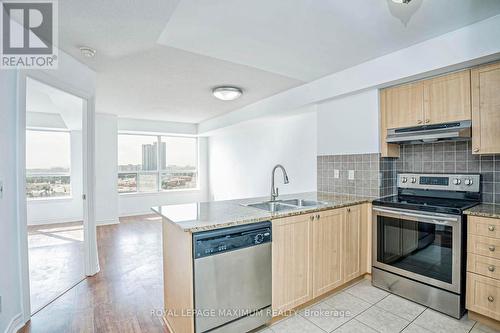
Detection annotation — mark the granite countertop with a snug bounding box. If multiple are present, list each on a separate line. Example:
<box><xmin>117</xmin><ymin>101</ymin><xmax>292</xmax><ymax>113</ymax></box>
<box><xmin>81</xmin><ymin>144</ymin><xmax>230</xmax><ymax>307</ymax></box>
<box><xmin>152</xmin><ymin>192</ymin><xmax>372</xmax><ymax>233</ymax></box>
<box><xmin>464</xmin><ymin>203</ymin><xmax>500</xmax><ymax>219</ymax></box>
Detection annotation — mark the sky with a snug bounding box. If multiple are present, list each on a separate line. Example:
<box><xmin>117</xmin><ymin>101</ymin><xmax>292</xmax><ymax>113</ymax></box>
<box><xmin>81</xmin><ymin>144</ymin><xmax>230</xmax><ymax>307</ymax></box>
<box><xmin>26</xmin><ymin>130</ymin><xmax>71</xmax><ymax>170</ymax></box>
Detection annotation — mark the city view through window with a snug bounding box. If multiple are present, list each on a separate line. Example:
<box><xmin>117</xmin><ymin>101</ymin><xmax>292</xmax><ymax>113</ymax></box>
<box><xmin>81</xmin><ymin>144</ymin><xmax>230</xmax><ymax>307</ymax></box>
<box><xmin>26</xmin><ymin>130</ymin><xmax>72</xmax><ymax>199</ymax></box>
<box><xmin>117</xmin><ymin>134</ymin><xmax>197</xmax><ymax>193</ymax></box>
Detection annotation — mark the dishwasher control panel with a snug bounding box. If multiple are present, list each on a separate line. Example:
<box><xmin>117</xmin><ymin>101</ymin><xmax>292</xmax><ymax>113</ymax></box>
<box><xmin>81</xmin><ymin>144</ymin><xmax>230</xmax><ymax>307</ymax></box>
<box><xmin>193</xmin><ymin>221</ymin><xmax>271</xmax><ymax>259</ymax></box>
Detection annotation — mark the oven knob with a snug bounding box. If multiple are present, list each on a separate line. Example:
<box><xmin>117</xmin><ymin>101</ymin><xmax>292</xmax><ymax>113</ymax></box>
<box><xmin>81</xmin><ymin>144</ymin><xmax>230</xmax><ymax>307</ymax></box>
<box><xmin>411</xmin><ymin>177</ymin><xmax>417</xmax><ymax>184</ymax></box>
<box><xmin>465</xmin><ymin>179</ymin><xmax>473</xmax><ymax>186</ymax></box>
<box><xmin>401</xmin><ymin>177</ymin><xmax>408</xmax><ymax>184</ymax></box>
<box><xmin>453</xmin><ymin>179</ymin><xmax>461</xmax><ymax>185</ymax></box>
<box><xmin>254</xmin><ymin>234</ymin><xmax>264</xmax><ymax>244</ymax></box>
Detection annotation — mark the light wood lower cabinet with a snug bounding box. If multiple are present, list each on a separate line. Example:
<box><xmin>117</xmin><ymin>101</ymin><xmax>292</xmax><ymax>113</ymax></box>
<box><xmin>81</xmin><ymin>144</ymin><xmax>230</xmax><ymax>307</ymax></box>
<box><xmin>467</xmin><ymin>216</ymin><xmax>500</xmax><ymax>326</ymax></box>
<box><xmin>272</xmin><ymin>213</ymin><xmax>313</xmax><ymax>313</ymax></box>
<box><xmin>312</xmin><ymin>209</ymin><xmax>344</xmax><ymax>297</ymax></box>
<box><xmin>272</xmin><ymin>204</ymin><xmax>369</xmax><ymax>314</ymax></box>
<box><xmin>344</xmin><ymin>205</ymin><xmax>365</xmax><ymax>282</ymax></box>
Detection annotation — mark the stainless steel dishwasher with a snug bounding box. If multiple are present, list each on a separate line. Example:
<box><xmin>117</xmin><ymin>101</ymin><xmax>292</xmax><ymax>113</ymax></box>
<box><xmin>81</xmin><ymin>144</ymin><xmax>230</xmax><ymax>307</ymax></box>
<box><xmin>193</xmin><ymin>221</ymin><xmax>272</xmax><ymax>333</ymax></box>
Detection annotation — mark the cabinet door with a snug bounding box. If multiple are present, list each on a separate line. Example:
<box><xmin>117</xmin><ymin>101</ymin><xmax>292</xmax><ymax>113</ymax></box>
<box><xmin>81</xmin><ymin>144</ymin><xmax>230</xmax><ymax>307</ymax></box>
<box><xmin>423</xmin><ymin>70</ymin><xmax>471</xmax><ymax>125</ymax></box>
<box><xmin>383</xmin><ymin>82</ymin><xmax>424</xmax><ymax>129</ymax></box>
<box><xmin>471</xmin><ymin>62</ymin><xmax>500</xmax><ymax>154</ymax></box>
<box><xmin>312</xmin><ymin>209</ymin><xmax>344</xmax><ymax>297</ymax></box>
<box><xmin>380</xmin><ymin>90</ymin><xmax>400</xmax><ymax>158</ymax></box>
<box><xmin>344</xmin><ymin>205</ymin><xmax>363</xmax><ymax>282</ymax></box>
<box><xmin>272</xmin><ymin>214</ymin><xmax>313</xmax><ymax>313</ymax></box>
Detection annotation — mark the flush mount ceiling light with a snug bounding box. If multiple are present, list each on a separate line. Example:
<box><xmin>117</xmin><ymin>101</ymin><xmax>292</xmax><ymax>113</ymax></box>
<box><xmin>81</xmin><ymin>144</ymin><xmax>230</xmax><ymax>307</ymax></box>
<box><xmin>79</xmin><ymin>46</ymin><xmax>96</xmax><ymax>58</ymax></box>
<box><xmin>392</xmin><ymin>0</ymin><xmax>412</xmax><ymax>3</ymax></box>
<box><xmin>212</xmin><ymin>86</ymin><xmax>243</xmax><ymax>101</ymax></box>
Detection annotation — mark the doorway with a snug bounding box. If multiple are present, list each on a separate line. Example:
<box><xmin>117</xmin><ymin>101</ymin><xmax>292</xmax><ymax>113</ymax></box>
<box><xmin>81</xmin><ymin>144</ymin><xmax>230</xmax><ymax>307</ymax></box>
<box><xmin>24</xmin><ymin>77</ymin><xmax>88</xmax><ymax>314</ymax></box>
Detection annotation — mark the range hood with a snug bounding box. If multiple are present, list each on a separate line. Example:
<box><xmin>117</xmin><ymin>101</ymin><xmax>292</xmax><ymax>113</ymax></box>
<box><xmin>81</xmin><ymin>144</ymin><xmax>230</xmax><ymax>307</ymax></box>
<box><xmin>386</xmin><ymin>120</ymin><xmax>471</xmax><ymax>144</ymax></box>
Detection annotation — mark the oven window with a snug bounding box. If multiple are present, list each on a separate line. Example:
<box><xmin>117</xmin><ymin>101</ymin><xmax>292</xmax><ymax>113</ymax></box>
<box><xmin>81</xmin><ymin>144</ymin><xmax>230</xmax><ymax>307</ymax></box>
<box><xmin>377</xmin><ymin>216</ymin><xmax>453</xmax><ymax>283</ymax></box>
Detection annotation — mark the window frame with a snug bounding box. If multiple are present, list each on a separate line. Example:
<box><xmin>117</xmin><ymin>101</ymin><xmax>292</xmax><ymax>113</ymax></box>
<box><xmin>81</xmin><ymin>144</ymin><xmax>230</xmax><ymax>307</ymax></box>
<box><xmin>26</xmin><ymin>128</ymin><xmax>73</xmax><ymax>201</ymax></box>
<box><xmin>117</xmin><ymin>133</ymin><xmax>199</xmax><ymax>195</ymax></box>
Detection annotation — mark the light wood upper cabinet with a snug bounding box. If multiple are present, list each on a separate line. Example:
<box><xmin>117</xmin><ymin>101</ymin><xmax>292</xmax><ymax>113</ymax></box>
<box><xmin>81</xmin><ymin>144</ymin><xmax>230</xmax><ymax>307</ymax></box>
<box><xmin>423</xmin><ymin>70</ymin><xmax>471</xmax><ymax>125</ymax></box>
<box><xmin>312</xmin><ymin>209</ymin><xmax>344</xmax><ymax>297</ymax></box>
<box><xmin>471</xmin><ymin>62</ymin><xmax>500</xmax><ymax>155</ymax></box>
<box><xmin>343</xmin><ymin>205</ymin><xmax>364</xmax><ymax>282</ymax></box>
<box><xmin>384</xmin><ymin>82</ymin><xmax>424</xmax><ymax>129</ymax></box>
<box><xmin>272</xmin><ymin>213</ymin><xmax>313</xmax><ymax>312</ymax></box>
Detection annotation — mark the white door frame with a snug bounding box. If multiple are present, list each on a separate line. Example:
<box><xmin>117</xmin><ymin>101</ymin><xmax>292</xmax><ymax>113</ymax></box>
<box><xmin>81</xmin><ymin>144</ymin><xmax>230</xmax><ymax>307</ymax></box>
<box><xmin>16</xmin><ymin>70</ymin><xmax>99</xmax><ymax>324</ymax></box>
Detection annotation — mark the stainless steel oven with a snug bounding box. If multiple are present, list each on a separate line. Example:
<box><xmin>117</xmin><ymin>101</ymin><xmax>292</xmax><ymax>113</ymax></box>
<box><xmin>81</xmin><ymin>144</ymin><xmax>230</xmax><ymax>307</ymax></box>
<box><xmin>371</xmin><ymin>173</ymin><xmax>480</xmax><ymax>319</ymax></box>
<box><xmin>372</xmin><ymin>206</ymin><xmax>462</xmax><ymax>293</ymax></box>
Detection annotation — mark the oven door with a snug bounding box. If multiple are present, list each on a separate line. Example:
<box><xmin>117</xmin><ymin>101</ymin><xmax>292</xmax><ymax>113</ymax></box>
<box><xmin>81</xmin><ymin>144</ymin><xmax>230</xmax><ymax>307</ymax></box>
<box><xmin>372</xmin><ymin>206</ymin><xmax>462</xmax><ymax>293</ymax></box>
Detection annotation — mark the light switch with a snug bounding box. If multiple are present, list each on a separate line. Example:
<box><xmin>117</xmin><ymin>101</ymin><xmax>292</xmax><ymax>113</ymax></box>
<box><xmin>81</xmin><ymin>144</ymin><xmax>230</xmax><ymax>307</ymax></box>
<box><xmin>348</xmin><ymin>170</ymin><xmax>355</xmax><ymax>180</ymax></box>
<box><xmin>334</xmin><ymin>169</ymin><xmax>340</xmax><ymax>179</ymax></box>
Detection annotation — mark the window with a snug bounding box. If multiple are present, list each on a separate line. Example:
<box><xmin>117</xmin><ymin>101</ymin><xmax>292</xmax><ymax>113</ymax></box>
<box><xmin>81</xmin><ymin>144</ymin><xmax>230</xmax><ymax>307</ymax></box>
<box><xmin>26</xmin><ymin>130</ymin><xmax>71</xmax><ymax>199</ymax></box>
<box><xmin>117</xmin><ymin>134</ymin><xmax>198</xmax><ymax>193</ymax></box>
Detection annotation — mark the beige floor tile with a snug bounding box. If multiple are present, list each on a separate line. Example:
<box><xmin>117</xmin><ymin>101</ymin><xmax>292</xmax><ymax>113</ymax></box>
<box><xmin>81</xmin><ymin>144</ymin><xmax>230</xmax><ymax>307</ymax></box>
<box><xmin>300</xmin><ymin>299</ymin><xmax>356</xmax><ymax>332</ymax></box>
<box><xmin>471</xmin><ymin>322</ymin><xmax>500</xmax><ymax>333</ymax></box>
<box><xmin>376</xmin><ymin>294</ymin><xmax>426</xmax><ymax>321</ymax></box>
<box><xmin>356</xmin><ymin>306</ymin><xmax>410</xmax><ymax>333</ymax></box>
<box><xmin>412</xmin><ymin>309</ymin><xmax>475</xmax><ymax>333</ymax></box>
<box><xmin>269</xmin><ymin>314</ymin><xmax>324</xmax><ymax>333</ymax></box>
<box><xmin>344</xmin><ymin>280</ymin><xmax>389</xmax><ymax>304</ymax></box>
<box><xmin>401</xmin><ymin>323</ymin><xmax>433</xmax><ymax>333</ymax></box>
<box><xmin>334</xmin><ymin>319</ymin><xmax>378</xmax><ymax>333</ymax></box>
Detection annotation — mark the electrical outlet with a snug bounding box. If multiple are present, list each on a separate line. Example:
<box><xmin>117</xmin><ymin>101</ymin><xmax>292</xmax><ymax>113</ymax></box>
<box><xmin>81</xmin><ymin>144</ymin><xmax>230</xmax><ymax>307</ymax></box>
<box><xmin>334</xmin><ymin>169</ymin><xmax>340</xmax><ymax>179</ymax></box>
<box><xmin>348</xmin><ymin>170</ymin><xmax>355</xmax><ymax>180</ymax></box>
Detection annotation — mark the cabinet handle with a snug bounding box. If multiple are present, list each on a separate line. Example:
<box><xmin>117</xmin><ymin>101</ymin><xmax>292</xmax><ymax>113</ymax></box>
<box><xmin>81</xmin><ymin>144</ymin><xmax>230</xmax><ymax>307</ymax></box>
<box><xmin>489</xmin><ymin>245</ymin><xmax>496</xmax><ymax>252</ymax></box>
<box><xmin>316</xmin><ymin>214</ymin><xmax>320</xmax><ymax>220</ymax></box>
<box><xmin>489</xmin><ymin>225</ymin><xmax>496</xmax><ymax>232</ymax></box>
<box><xmin>474</xmin><ymin>147</ymin><xmax>480</xmax><ymax>153</ymax></box>
<box><xmin>347</xmin><ymin>208</ymin><xmax>351</xmax><ymax>213</ymax></box>
<box><xmin>310</xmin><ymin>215</ymin><xmax>314</xmax><ymax>221</ymax></box>
<box><xmin>417</xmin><ymin>120</ymin><xmax>423</xmax><ymax>124</ymax></box>
<box><xmin>489</xmin><ymin>265</ymin><xmax>496</xmax><ymax>272</ymax></box>
<box><xmin>425</xmin><ymin>119</ymin><xmax>430</xmax><ymax>123</ymax></box>
<box><xmin>488</xmin><ymin>296</ymin><xmax>495</xmax><ymax>302</ymax></box>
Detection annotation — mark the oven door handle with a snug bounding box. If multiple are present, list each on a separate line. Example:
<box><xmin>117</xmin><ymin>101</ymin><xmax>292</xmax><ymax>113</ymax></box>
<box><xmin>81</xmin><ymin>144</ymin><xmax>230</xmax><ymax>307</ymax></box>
<box><xmin>373</xmin><ymin>207</ymin><xmax>459</xmax><ymax>223</ymax></box>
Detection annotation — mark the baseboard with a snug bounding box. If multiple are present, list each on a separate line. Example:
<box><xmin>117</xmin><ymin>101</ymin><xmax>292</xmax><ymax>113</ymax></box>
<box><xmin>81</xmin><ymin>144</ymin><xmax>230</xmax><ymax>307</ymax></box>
<box><xmin>119</xmin><ymin>211</ymin><xmax>158</xmax><ymax>218</ymax></box>
<box><xmin>95</xmin><ymin>218</ymin><xmax>120</xmax><ymax>226</ymax></box>
<box><xmin>4</xmin><ymin>312</ymin><xmax>24</xmax><ymax>333</ymax></box>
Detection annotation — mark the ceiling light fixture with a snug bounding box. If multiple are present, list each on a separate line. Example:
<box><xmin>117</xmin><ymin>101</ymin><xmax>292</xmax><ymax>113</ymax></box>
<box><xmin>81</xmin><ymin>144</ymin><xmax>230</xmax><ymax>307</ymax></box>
<box><xmin>79</xmin><ymin>46</ymin><xmax>96</xmax><ymax>58</ymax></box>
<box><xmin>212</xmin><ymin>86</ymin><xmax>243</xmax><ymax>101</ymax></box>
<box><xmin>392</xmin><ymin>0</ymin><xmax>412</xmax><ymax>3</ymax></box>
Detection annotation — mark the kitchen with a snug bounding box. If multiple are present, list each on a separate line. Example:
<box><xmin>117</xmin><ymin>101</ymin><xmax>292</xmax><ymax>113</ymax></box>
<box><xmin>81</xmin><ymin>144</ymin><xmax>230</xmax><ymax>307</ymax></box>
<box><xmin>2</xmin><ymin>1</ymin><xmax>500</xmax><ymax>333</ymax></box>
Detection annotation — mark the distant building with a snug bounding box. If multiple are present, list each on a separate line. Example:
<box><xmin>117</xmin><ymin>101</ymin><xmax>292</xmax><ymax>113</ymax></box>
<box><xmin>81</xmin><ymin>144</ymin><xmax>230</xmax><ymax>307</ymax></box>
<box><xmin>141</xmin><ymin>142</ymin><xmax>166</xmax><ymax>170</ymax></box>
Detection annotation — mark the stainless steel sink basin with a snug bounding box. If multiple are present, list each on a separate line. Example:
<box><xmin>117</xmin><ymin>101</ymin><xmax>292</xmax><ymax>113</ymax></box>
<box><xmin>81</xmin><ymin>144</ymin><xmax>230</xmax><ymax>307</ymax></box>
<box><xmin>244</xmin><ymin>198</ymin><xmax>327</xmax><ymax>212</ymax></box>
<box><xmin>245</xmin><ymin>201</ymin><xmax>295</xmax><ymax>212</ymax></box>
<box><xmin>280</xmin><ymin>199</ymin><xmax>326</xmax><ymax>207</ymax></box>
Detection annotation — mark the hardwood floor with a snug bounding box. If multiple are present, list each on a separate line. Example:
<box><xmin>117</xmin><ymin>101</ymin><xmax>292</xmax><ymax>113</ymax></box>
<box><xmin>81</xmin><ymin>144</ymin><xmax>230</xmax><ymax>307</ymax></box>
<box><xmin>21</xmin><ymin>215</ymin><xmax>169</xmax><ymax>333</ymax></box>
<box><xmin>28</xmin><ymin>222</ymin><xmax>85</xmax><ymax>313</ymax></box>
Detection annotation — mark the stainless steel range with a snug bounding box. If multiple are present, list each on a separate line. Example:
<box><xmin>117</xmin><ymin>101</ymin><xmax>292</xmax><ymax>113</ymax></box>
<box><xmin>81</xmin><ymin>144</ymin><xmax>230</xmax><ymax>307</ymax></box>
<box><xmin>372</xmin><ymin>173</ymin><xmax>481</xmax><ymax>318</ymax></box>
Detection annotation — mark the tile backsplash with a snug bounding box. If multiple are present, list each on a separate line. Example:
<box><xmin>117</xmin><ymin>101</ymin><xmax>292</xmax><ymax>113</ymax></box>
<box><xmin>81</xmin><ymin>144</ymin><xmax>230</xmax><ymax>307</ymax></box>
<box><xmin>396</xmin><ymin>141</ymin><xmax>500</xmax><ymax>204</ymax></box>
<box><xmin>317</xmin><ymin>153</ymin><xmax>396</xmax><ymax>198</ymax></box>
<box><xmin>317</xmin><ymin>141</ymin><xmax>500</xmax><ymax>203</ymax></box>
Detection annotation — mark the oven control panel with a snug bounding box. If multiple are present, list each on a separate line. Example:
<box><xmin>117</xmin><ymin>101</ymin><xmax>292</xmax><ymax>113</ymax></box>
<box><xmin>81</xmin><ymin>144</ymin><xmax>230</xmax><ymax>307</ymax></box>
<box><xmin>398</xmin><ymin>173</ymin><xmax>480</xmax><ymax>192</ymax></box>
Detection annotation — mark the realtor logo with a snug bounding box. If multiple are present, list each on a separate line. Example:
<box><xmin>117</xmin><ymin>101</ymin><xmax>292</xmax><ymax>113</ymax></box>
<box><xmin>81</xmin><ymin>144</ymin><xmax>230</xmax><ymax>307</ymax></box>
<box><xmin>1</xmin><ymin>0</ymin><xmax>58</xmax><ymax>69</ymax></box>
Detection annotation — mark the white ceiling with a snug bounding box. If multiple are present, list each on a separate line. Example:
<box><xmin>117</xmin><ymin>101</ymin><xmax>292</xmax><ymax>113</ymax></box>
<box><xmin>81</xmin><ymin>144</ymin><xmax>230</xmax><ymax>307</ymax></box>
<box><xmin>26</xmin><ymin>78</ymin><xmax>84</xmax><ymax>130</ymax></box>
<box><xmin>58</xmin><ymin>0</ymin><xmax>500</xmax><ymax>123</ymax></box>
<box><xmin>158</xmin><ymin>0</ymin><xmax>500</xmax><ymax>81</ymax></box>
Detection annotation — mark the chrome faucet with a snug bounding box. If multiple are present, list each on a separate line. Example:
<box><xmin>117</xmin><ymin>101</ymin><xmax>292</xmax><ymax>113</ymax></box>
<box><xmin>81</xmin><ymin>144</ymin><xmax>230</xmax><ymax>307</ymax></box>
<box><xmin>270</xmin><ymin>164</ymin><xmax>289</xmax><ymax>202</ymax></box>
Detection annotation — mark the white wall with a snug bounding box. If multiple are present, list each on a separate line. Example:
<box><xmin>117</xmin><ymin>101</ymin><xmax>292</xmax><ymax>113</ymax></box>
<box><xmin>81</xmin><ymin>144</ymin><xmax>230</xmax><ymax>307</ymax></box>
<box><xmin>0</xmin><ymin>71</ymin><xmax>23</xmax><ymax>333</ymax></box>
<box><xmin>27</xmin><ymin>131</ymin><xmax>83</xmax><ymax>225</ymax></box>
<box><xmin>95</xmin><ymin>114</ymin><xmax>119</xmax><ymax>225</ymax></box>
<box><xmin>208</xmin><ymin>110</ymin><xmax>317</xmax><ymax>201</ymax></box>
<box><xmin>317</xmin><ymin>89</ymin><xmax>379</xmax><ymax>155</ymax></box>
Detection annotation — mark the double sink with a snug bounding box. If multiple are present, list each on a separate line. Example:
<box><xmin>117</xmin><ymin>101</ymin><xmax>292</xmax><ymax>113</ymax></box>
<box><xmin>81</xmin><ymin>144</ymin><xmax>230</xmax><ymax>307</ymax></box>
<box><xmin>243</xmin><ymin>198</ymin><xmax>327</xmax><ymax>212</ymax></box>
